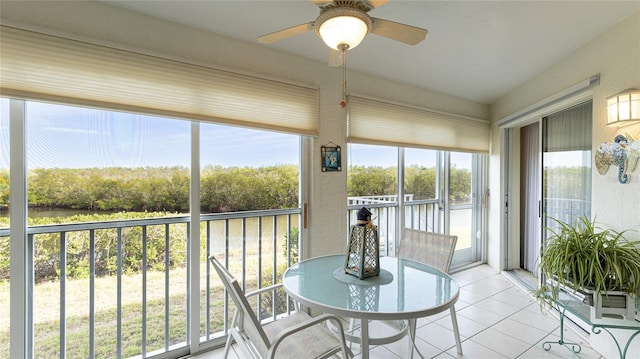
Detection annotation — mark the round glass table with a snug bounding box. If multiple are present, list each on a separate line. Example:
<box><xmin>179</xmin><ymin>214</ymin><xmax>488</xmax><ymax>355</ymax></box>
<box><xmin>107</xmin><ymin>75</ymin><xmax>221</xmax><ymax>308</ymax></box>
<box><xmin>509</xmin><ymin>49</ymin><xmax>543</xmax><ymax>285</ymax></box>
<box><xmin>282</xmin><ymin>254</ymin><xmax>461</xmax><ymax>358</ymax></box>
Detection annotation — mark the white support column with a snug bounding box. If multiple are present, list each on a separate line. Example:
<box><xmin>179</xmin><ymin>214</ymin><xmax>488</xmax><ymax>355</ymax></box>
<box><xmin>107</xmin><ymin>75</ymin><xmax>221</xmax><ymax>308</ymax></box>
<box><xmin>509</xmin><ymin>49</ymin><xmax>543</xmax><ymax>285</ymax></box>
<box><xmin>9</xmin><ymin>99</ymin><xmax>31</xmax><ymax>359</ymax></box>
<box><xmin>189</xmin><ymin>121</ymin><xmax>201</xmax><ymax>354</ymax></box>
<box><xmin>396</xmin><ymin>148</ymin><xmax>405</xmax><ymax>256</ymax></box>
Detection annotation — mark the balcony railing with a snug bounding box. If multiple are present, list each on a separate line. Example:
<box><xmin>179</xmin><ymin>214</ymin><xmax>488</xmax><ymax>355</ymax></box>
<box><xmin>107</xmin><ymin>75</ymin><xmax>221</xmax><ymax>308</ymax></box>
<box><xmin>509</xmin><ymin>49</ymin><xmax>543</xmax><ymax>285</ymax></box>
<box><xmin>1</xmin><ymin>196</ymin><xmax>463</xmax><ymax>358</ymax></box>
<box><xmin>544</xmin><ymin>197</ymin><xmax>591</xmax><ymax>225</ymax></box>
<box><xmin>0</xmin><ymin>208</ymin><xmax>300</xmax><ymax>359</ymax></box>
<box><xmin>347</xmin><ymin>196</ymin><xmax>440</xmax><ymax>257</ymax></box>
<box><xmin>347</xmin><ymin>196</ymin><xmax>474</xmax><ymax>254</ymax></box>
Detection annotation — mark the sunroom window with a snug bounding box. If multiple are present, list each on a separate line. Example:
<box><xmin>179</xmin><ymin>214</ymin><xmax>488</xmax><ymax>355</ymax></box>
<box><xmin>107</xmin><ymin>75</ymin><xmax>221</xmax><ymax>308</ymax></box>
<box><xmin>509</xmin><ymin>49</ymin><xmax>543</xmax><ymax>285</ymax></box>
<box><xmin>2</xmin><ymin>99</ymin><xmax>303</xmax><ymax>358</ymax></box>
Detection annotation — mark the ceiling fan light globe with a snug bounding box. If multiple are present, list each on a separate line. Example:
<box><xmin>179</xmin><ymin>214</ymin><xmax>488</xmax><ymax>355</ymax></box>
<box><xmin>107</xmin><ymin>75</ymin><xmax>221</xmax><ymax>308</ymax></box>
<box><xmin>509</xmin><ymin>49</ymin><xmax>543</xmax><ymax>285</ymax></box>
<box><xmin>319</xmin><ymin>15</ymin><xmax>368</xmax><ymax>50</ymax></box>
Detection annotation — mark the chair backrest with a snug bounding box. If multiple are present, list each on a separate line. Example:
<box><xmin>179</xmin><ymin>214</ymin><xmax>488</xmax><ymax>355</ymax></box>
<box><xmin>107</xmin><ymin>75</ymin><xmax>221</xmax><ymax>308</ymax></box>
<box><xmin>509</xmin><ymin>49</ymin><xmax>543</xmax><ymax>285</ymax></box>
<box><xmin>209</xmin><ymin>255</ymin><xmax>271</xmax><ymax>357</ymax></box>
<box><xmin>397</xmin><ymin>229</ymin><xmax>458</xmax><ymax>273</ymax></box>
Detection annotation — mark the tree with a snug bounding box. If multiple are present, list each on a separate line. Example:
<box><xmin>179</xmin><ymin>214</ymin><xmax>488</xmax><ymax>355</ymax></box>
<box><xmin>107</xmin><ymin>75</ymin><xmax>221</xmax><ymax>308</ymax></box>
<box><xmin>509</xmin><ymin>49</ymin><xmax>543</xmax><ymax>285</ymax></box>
<box><xmin>347</xmin><ymin>165</ymin><xmax>397</xmax><ymax>196</ymax></box>
<box><xmin>0</xmin><ymin>170</ymin><xmax>8</xmax><ymax>209</ymax></box>
<box><xmin>405</xmin><ymin>165</ymin><xmax>436</xmax><ymax>199</ymax></box>
<box><xmin>449</xmin><ymin>166</ymin><xmax>471</xmax><ymax>203</ymax></box>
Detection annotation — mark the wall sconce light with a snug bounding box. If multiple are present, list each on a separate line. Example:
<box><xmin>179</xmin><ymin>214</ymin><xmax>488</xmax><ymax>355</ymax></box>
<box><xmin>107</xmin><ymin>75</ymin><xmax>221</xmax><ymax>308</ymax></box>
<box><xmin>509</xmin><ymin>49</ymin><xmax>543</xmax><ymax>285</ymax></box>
<box><xmin>606</xmin><ymin>88</ymin><xmax>640</xmax><ymax>126</ymax></box>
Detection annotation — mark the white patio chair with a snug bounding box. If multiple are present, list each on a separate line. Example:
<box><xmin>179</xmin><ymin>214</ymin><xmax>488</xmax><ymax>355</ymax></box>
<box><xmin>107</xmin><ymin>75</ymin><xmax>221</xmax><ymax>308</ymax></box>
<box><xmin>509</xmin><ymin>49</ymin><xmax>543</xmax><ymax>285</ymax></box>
<box><xmin>396</xmin><ymin>229</ymin><xmax>462</xmax><ymax>356</ymax></box>
<box><xmin>209</xmin><ymin>255</ymin><xmax>352</xmax><ymax>359</ymax></box>
<box><xmin>396</xmin><ymin>229</ymin><xmax>457</xmax><ymax>273</ymax></box>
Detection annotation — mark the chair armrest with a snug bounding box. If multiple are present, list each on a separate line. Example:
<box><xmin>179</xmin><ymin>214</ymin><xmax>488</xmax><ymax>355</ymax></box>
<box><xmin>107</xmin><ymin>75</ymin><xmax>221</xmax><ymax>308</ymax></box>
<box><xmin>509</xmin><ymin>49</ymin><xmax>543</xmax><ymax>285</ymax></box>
<box><xmin>244</xmin><ymin>283</ymin><xmax>283</xmax><ymax>298</ymax></box>
<box><xmin>267</xmin><ymin>313</ymin><xmax>351</xmax><ymax>359</ymax></box>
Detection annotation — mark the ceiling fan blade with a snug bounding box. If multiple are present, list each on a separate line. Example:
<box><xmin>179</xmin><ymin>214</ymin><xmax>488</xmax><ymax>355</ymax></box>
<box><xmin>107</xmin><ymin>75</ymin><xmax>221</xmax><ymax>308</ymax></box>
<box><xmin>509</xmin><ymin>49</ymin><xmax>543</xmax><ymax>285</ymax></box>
<box><xmin>328</xmin><ymin>49</ymin><xmax>343</xmax><ymax>67</ymax></box>
<box><xmin>365</xmin><ymin>0</ymin><xmax>389</xmax><ymax>9</ymax></box>
<box><xmin>257</xmin><ymin>22</ymin><xmax>314</xmax><ymax>44</ymax></box>
<box><xmin>371</xmin><ymin>18</ymin><xmax>428</xmax><ymax>45</ymax></box>
<box><xmin>310</xmin><ymin>0</ymin><xmax>335</xmax><ymax>5</ymax></box>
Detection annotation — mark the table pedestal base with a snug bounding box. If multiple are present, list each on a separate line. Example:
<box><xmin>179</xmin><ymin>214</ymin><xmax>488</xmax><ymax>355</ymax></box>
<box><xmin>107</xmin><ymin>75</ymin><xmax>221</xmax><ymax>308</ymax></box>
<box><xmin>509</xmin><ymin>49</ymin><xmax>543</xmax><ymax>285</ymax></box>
<box><xmin>329</xmin><ymin>318</ymin><xmax>421</xmax><ymax>359</ymax></box>
<box><xmin>343</xmin><ymin>319</ymin><xmax>408</xmax><ymax>345</ymax></box>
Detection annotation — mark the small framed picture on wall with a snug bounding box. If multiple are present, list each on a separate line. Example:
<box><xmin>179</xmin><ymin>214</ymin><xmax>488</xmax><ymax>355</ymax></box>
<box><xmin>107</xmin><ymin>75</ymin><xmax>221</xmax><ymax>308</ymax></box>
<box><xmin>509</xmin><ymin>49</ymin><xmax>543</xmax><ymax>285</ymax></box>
<box><xmin>321</xmin><ymin>144</ymin><xmax>341</xmax><ymax>172</ymax></box>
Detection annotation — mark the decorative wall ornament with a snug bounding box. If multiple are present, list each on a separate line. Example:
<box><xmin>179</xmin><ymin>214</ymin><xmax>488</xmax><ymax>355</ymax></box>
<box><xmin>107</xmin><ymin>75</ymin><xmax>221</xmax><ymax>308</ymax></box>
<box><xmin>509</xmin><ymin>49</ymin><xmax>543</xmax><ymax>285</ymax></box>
<box><xmin>595</xmin><ymin>134</ymin><xmax>639</xmax><ymax>184</ymax></box>
<box><xmin>321</xmin><ymin>142</ymin><xmax>341</xmax><ymax>172</ymax></box>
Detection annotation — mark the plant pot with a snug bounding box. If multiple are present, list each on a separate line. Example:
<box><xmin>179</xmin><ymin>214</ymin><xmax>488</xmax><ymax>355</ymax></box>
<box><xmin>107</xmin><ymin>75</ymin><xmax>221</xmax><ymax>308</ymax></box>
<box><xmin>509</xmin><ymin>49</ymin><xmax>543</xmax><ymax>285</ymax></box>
<box><xmin>581</xmin><ymin>288</ymin><xmax>636</xmax><ymax>321</ymax></box>
<box><xmin>552</xmin><ymin>280</ymin><xmax>636</xmax><ymax>320</ymax></box>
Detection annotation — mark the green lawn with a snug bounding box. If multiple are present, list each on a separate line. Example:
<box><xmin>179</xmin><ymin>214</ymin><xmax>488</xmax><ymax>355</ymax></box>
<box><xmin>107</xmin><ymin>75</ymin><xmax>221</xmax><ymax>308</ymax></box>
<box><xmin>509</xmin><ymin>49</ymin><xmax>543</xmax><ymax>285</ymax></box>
<box><xmin>0</xmin><ymin>266</ymin><xmax>230</xmax><ymax>359</ymax></box>
<box><xmin>0</xmin><ymin>258</ymin><xmax>288</xmax><ymax>359</ymax></box>
<box><xmin>0</xmin><ymin>211</ymin><xmax>295</xmax><ymax>358</ymax></box>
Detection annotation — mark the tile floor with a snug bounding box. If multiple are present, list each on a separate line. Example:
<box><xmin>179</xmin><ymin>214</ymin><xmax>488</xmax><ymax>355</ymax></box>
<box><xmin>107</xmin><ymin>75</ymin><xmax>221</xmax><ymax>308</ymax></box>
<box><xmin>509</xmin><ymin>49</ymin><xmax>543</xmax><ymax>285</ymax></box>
<box><xmin>191</xmin><ymin>264</ymin><xmax>604</xmax><ymax>358</ymax></box>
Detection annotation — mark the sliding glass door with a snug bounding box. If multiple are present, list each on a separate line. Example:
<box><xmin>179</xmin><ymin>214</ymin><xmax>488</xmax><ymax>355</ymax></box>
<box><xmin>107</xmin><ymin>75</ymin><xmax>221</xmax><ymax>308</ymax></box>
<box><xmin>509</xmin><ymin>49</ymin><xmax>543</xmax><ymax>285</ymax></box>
<box><xmin>447</xmin><ymin>152</ymin><xmax>485</xmax><ymax>268</ymax></box>
<box><xmin>517</xmin><ymin>101</ymin><xmax>592</xmax><ymax>276</ymax></box>
<box><xmin>542</xmin><ymin>102</ymin><xmax>593</xmax><ymax>231</ymax></box>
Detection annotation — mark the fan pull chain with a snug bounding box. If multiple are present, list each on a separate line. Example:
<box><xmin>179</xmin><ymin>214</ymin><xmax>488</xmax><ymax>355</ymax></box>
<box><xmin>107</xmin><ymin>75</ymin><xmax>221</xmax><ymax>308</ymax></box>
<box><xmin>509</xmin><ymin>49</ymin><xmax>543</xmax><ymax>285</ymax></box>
<box><xmin>340</xmin><ymin>44</ymin><xmax>349</xmax><ymax>108</ymax></box>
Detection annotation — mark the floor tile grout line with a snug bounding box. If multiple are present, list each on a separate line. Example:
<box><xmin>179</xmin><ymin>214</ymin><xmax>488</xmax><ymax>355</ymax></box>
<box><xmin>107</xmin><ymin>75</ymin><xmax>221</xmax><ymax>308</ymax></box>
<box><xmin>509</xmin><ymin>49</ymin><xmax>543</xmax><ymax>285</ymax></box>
<box><xmin>446</xmin><ymin>277</ymin><xmax>560</xmax><ymax>359</ymax></box>
<box><xmin>457</xmin><ymin>308</ymin><xmax>530</xmax><ymax>358</ymax></box>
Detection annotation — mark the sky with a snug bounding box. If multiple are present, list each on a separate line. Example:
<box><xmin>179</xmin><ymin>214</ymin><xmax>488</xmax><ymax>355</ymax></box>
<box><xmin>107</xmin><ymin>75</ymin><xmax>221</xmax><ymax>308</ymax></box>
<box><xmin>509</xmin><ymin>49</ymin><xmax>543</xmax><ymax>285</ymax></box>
<box><xmin>1</xmin><ymin>99</ymin><xmax>471</xmax><ymax>170</ymax></box>
<box><xmin>1</xmin><ymin>99</ymin><xmax>300</xmax><ymax>169</ymax></box>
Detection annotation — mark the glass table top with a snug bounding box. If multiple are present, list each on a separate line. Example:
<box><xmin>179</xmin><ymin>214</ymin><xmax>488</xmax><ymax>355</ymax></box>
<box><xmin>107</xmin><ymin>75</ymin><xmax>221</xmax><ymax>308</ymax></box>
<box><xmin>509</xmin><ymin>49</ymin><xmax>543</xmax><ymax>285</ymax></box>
<box><xmin>283</xmin><ymin>254</ymin><xmax>459</xmax><ymax>320</ymax></box>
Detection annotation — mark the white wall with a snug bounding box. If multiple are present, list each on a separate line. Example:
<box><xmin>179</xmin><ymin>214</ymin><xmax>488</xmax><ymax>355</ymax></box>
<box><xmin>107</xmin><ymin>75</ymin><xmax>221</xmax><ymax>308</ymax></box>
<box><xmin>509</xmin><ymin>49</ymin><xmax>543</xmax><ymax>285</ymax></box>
<box><xmin>489</xmin><ymin>11</ymin><xmax>640</xmax><ymax>357</ymax></box>
<box><xmin>0</xmin><ymin>1</ymin><xmax>488</xmax><ymax>258</ymax></box>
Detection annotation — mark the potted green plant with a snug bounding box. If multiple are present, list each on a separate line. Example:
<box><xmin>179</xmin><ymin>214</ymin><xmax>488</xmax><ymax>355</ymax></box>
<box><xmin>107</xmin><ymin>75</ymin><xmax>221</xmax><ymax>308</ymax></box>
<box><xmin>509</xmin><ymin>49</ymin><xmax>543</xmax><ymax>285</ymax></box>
<box><xmin>538</xmin><ymin>215</ymin><xmax>640</xmax><ymax>319</ymax></box>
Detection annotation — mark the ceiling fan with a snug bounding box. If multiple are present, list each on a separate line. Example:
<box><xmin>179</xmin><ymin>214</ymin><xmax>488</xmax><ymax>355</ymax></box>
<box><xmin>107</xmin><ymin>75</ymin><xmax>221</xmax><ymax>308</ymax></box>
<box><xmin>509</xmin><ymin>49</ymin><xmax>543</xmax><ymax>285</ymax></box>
<box><xmin>257</xmin><ymin>0</ymin><xmax>428</xmax><ymax>60</ymax></box>
<box><xmin>258</xmin><ymin>0</ymin><xmax>427</xmax><ymax>107</ymax></box>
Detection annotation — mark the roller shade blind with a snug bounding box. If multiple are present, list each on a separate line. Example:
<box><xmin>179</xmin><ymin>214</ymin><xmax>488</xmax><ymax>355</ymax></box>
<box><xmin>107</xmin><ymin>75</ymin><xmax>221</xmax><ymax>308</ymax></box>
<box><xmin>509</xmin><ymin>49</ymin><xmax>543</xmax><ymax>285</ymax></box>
<box><xmin>349</xmin><ymin>96</ymin><xmax>489</xmax><ymax>152</ymax></box>
<box><xmin>543</xmin><ymin>101</ymin><xmax>592</xmax><ymax>152</ymax></box>
<box><xmin>0</xmin><ymin>26</ymin><xmax>318</xmax><ymax>135</ymax></box>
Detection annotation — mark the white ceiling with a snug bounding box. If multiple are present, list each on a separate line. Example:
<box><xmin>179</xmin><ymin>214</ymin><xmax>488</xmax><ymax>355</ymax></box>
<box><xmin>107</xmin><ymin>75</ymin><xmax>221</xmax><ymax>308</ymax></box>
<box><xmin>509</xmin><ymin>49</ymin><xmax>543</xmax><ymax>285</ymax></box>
<box><xmin>104</xmin><ymin>0</ymin><xmax>639</xmax><ymax>105</ymax></box>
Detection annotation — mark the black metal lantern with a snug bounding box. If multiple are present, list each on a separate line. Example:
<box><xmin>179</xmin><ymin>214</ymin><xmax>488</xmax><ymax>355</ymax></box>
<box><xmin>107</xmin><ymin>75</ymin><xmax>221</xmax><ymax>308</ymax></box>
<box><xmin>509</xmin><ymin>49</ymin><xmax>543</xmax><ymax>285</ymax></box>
<box><xmin>344</xmin><ymin>207</ymin><xmax>380</xmax><ymax>279</ymax></box>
